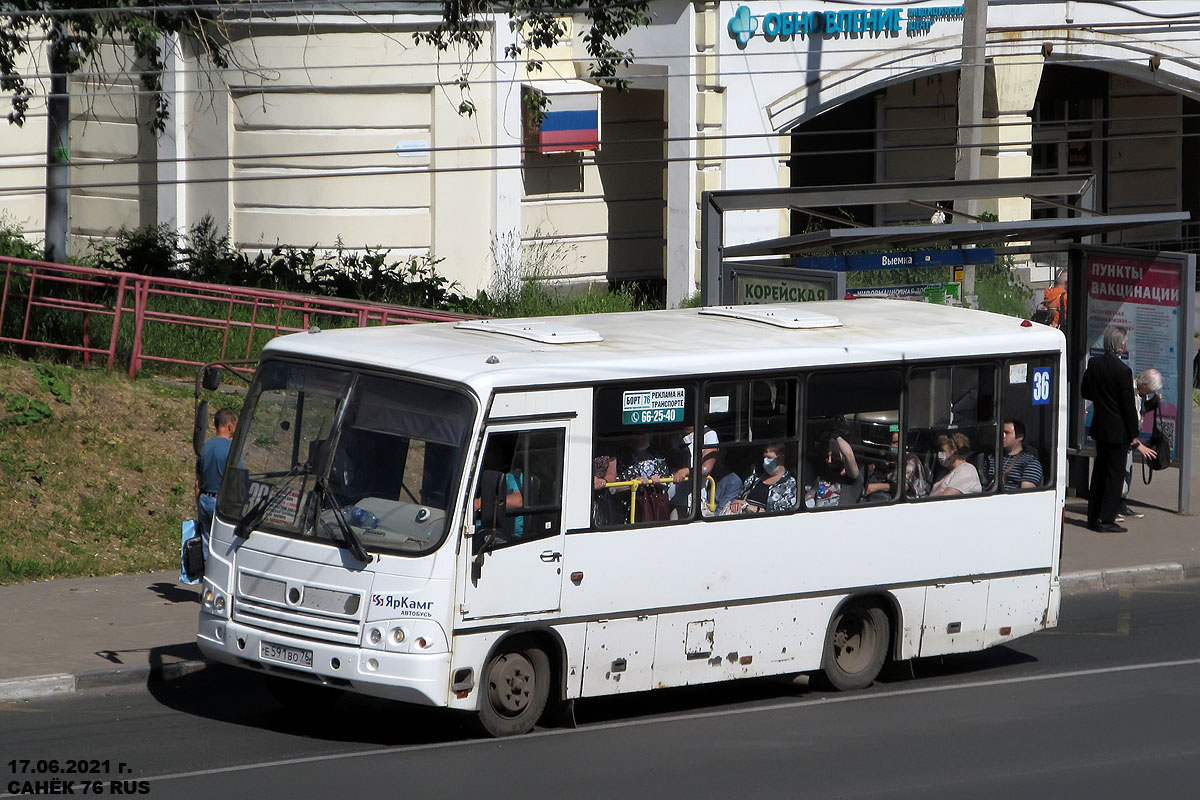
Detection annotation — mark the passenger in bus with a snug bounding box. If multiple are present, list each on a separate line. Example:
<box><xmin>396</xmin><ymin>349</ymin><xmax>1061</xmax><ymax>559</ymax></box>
<box><xmin>723</xmin><ymin>443</ymin><xmax>797</xmax><ymax>514</ymax></box>
<box><xmin>669</xmin><ymin>425</ymin><xmax>718</xmax><ymax>518</ymax></box>
<box><xmin>474</xmin><ymin>445</ymin><xmax>525</xmax><ymax>537</ymax></box>
<box><xmin>591</xmin><ymin>452</ymin><xmax>623</xmax><ymax>527</ymax></box>
<box><xmin>617</xmin><ymin>432</ymin><xmax>672</xmax><ymax>522</ymax></box>
<box><xmin>804</xmin><ymin>433</ymin><xmax>862</xmax><ymax>508</ymax></box>
<box><xmin>929</xmin><ymin>432</ymin><xmax>982</xmax><ymax>497</ymax></box>
<box><xmin>864</xmin><ymin>426</ymin><xmax>930</xmax><ymax>501</ymax></box>
<box><xmin>985</xmin><ymin>419</ymin><xmax>1043</xmax><ymax>492</ymax></box>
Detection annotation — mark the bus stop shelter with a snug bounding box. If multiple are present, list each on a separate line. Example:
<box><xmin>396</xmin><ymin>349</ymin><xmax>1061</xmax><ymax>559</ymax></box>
<box><xmin>699</xmin><ymin>176</ymin><xmax>1195</xmax><ymax>513</ymax></box>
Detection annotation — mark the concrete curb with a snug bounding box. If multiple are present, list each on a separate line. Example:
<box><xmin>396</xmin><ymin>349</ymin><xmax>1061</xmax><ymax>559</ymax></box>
<box><xmin>0</xmin><ymin>659</ymin><xmax>210</xmax><ymax>702</ymax></box>
<box><xmin>4</xmin><ymin>564</ymin><xmax>1200</xmax><ymax>701</ymax></box>
<box><xmin>1060</xmin><ymin>562</ymin><xmax>1198</xmax><ymax>594</ymax></box>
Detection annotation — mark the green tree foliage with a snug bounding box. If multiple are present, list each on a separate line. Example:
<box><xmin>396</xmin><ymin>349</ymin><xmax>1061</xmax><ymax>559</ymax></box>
<box><xmin>2</xmin><ymin>2</ymin><xmax>654</xmax><ymax>130</ymax></box>
<box><xmin>0</xmin><ymin>2</ymin><xmax>232</xmax><ymax>132</ymax></box>
<box><xmin>414</xmin><ymin>0</ymin><xmax>652</xmax><ymax>116</ymax></box>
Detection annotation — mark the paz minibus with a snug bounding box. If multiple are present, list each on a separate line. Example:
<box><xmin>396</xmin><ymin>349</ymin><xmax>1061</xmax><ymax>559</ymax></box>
<box><xmin>195</xmin><ymin>300</ymin><xmax>1065</xmax><ymax>736</ymax></box>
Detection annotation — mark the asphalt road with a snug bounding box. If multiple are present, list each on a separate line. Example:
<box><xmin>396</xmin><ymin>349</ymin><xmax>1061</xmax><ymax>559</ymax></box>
<box><xmin>5</xmin><ymin>583</ymin><xmax>1200</xmax><ymax>799</ymax></box>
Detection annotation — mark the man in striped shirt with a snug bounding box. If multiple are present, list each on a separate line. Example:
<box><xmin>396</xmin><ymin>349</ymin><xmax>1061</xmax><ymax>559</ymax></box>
<box><xmin>988</xmin><ymin>419</ymin><xmax>1044</xmax><ymax>492</ymax></box>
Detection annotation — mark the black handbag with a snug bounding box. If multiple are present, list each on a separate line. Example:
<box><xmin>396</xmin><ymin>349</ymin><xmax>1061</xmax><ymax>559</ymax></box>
<box><xmin>1142</xmin><ymin>406</ymin><xmax>1171</xmax><ymax>483</ymax></box>
<box><xmin>1030</xmin><ymin>307</ymin><xmax>1054</xmax><ymax>326</ymax></box>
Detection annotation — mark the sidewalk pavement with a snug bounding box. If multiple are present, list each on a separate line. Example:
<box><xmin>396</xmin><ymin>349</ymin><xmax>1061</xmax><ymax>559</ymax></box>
<box><xmin>2</xmin><ymin>416</ymin><xmax>1196</xmax><ymax>701</ymax></box>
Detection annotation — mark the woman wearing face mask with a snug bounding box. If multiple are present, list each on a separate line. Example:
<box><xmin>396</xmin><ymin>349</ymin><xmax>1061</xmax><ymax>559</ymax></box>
<box><xmin>864</xmin><ymin>428</ymin><xmax>930</xmax><ymax>501</ymax></box>
<box><xmin>930</xmin><ymin>432</ymin><xmax>982</xmax><ymax>497</ymax></box>
<box><xmin>725</xmin><ymin>443</ymin><xmax>797</xmax><ymax>514</ymax></box>
<box><xmin>805</xmin><ymin>432</ymin><xmax>863</xmax><ymax>508</ymax></box>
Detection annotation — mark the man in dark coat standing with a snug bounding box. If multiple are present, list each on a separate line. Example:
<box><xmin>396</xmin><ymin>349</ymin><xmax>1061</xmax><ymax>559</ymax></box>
<box><xmin>1080</xmin><ymin>326</ymin><xmax>1139</xmax><ymax>532</ymax></box>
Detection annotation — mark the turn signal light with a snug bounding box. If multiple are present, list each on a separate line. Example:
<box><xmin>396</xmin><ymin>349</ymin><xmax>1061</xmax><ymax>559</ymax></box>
<box><xmin>391</xmin><ymin>627</ymin><xmax>405</xmax><ymax>645</ymax></box>
<box><xmin>1000</xmin><ymin>626</ymin><xmax>1012</xmax><ymax>636</ymax></box>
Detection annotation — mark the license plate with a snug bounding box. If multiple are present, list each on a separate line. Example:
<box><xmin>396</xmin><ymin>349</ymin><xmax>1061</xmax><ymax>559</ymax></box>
<box><xmin>261</xmin><ymin>641</ymin><xmax>313</xmax><ymax>668</ymax></box>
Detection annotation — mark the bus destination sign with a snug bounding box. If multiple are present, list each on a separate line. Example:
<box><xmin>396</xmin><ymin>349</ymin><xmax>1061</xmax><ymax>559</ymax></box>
<box><xmin>622</xmin><ymin>388</ymin><xmax>686</xmax><ymax>425</ymax></box>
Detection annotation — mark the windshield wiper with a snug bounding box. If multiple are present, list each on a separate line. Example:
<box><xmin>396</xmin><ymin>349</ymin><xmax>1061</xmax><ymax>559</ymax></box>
<box><xmin>312</xmin><ymin>476</ymin><xmax>372</xmax><ymax>564</ymax></box>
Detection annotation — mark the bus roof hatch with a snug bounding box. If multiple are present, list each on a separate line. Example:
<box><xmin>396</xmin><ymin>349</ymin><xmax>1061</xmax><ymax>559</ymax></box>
<box><xmin>454</xmin><ymin>318</ymin><xmax>604</xmax><ymax>344</ymax></box>
<box><xmin>698</xmin><ymin>305</ymin><xmax>842</xmax><ymax>330</ymax></box>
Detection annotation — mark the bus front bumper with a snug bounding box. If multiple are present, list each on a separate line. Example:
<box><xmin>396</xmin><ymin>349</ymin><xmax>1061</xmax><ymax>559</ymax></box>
<box><xmin>197</xmin><ymin>614</ymin><xmax>450</xmax><ymax>707</ymax></box>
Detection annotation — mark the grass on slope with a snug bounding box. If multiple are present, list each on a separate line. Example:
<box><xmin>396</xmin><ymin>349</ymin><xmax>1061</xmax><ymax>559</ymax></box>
<box><xmin>0</xmin><ymin>357</ymin><xmax>239</xmax><ymax>584</ymax></box>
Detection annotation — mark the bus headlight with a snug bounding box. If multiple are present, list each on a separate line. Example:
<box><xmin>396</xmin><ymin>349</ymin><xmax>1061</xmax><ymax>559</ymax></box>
<box><xmin>381</xmin><ymin>620</ymin><xmax>448</xmax><ymax>654</ymax></box>
<box><xmin>201</xmin><ymin>582</ymin><xmax>230</xmax><ymax>619</ymax></box>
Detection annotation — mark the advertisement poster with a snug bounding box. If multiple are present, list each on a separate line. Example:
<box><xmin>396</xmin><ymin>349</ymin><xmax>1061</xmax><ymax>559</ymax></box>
<box><xmin>1083</xmin><ymin>255</ymin><xmax>1183</xmax><ymax>457</ymax></box>
<box><xmin>846</xmin><ymin>282</ymin><xmax>962</xmax><ymax>304</ymax></box>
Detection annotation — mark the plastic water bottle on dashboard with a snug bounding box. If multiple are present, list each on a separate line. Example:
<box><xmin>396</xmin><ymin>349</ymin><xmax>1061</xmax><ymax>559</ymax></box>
<box><xmin>343</xmin><ymin>506</ymin><xmax>379</xmax><ymax>529</ymax></box>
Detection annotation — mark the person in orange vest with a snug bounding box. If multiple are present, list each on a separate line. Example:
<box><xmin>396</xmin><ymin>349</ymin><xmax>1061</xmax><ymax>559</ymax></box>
<box><xmin>1041</xmin><ymin>269</ymin><xmax>1067</xmax><ymax>329</ymax></box>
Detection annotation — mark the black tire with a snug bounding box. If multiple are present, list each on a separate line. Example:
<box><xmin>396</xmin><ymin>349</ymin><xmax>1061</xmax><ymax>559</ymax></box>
<box><xmin>820</xmin><ymin>603</ymin><xmax>890</xmax><ymax>692</ymax></box>
<box><xmin>264</xmin><ymin>674</ymin><xmax>343</xmax><ymax>710</ymax></box>
<box><xmin>478</xmin><ymin>644</ymin><xmax>551</xmax><ymax>737</ymax></box>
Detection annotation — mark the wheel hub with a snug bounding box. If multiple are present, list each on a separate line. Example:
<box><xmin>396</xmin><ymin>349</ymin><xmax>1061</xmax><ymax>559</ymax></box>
<box><xmin>834</xmin><ymin>615</ymin><xmax>868</xmax><ymax>672</ymax></box>
<box><xmin>489</xmin><ymin>653</ymin><xmax>535</xmax><ymax>716</ymax></box>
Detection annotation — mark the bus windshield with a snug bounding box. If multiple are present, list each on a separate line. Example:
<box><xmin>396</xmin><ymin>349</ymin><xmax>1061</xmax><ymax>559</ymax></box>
<box><xmin>218</xmin><ymin>360</ymin><xmax>476</xmax><ymax>556</ymax></box>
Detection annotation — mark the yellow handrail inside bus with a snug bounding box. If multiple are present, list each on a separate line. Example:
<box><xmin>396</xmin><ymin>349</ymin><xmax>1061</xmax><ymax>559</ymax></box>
<box><xmin>602</xmin><ymin>475</ymin><xmax>716</xmax><ymax>522</ymax></box>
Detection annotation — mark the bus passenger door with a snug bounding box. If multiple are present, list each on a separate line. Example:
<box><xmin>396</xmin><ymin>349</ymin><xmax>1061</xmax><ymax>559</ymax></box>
<box><xmin>464</xmin><ymin>423</ymin><xmax>568</xmax><ymax>620</ymax></box>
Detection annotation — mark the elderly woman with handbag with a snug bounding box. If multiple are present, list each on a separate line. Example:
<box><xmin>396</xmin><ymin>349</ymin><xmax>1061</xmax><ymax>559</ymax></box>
<box><xmin>1118</xmin><ymin>368</ymin><xmax>1164</xmax><ymax>521</ymax></box>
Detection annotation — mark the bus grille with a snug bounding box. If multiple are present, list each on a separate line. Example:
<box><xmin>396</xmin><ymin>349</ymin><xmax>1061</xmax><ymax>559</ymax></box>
<box><xmin>233</xmin><ymin>571</ymin><xmax>364</xmax><ymax>645</ymax></box>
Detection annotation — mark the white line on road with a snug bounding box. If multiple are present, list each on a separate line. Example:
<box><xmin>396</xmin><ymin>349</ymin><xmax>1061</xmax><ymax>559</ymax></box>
<box><xmin>7</xmin><ymin>655</ymin><xmax>1200</xmax><ymax>794</ymax></box>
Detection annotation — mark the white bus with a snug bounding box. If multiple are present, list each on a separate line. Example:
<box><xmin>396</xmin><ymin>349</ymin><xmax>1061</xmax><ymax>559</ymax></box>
<box><xmin>196</xmin><ymin>300</ymin><xmax>1065</xmax><ymax>736</ymax></box>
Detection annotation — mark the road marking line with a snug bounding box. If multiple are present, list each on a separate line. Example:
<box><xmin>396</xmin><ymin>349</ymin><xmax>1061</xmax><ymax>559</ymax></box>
<box><xmin>39</xmin><ymin>656</ymin><xmax>1200</xmax><ymax>791</ymax></box>
<box><xmin>1117</xmin><ymin>588</ymin><xmax>1132</xmax><ymax>636</ymax></box>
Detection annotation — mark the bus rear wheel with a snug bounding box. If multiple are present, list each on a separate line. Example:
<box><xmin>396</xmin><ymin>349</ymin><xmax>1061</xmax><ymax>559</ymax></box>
<box><xmin>479</xmin><ymin>644</ymin><xmax>550</xmax><ymax>737</ymax></box>
<box><xmin>820</xmin><ymin>603</ymin><xmax>889</xmax><ymax>691</ymax></box>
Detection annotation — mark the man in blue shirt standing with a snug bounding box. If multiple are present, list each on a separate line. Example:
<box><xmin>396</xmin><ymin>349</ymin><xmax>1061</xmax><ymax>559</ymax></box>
<box><xmin>196</xmin><ymin>408</ymin><xmax>237</xmax><ymax>553</ymax></box>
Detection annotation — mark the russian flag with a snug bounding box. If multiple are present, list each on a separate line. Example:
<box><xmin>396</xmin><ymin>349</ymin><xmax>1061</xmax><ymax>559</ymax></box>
<box><xmin>538</xmin><ymin>91</ymin><xmax>599</xmax><ymax>154</ymax></box>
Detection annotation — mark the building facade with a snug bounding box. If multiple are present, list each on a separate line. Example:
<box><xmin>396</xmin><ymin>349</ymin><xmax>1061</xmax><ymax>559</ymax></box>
<box><xmin>1</xmin><ymin>1</ymin><xmax>1198</xmax><ymax>303</ymax></box>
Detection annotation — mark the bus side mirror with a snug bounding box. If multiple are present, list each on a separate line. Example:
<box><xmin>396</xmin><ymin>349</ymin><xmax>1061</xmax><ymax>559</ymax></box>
<box><xmin>192</xmin><ymin>399</ymin><xmax>209</xmax><ymax>458</ymax></box>
<box><xmin>202</xmin><ymin>367</ymin><xmax>224</xmax><ymax>391</ymax></box>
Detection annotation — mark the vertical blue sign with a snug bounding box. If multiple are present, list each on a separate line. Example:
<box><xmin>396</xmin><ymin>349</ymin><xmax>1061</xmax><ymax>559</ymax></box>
<box><xmin>1032</xmin><ymin>368</ymin><xmax>1052</xmax><ymax>406</ymax></box>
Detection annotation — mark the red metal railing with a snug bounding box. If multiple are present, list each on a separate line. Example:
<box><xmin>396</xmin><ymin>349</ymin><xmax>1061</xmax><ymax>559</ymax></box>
<box><xmin>0</xmin><ymin>256</ymin><xmax>472</xmax><ymax>377</ymax></box>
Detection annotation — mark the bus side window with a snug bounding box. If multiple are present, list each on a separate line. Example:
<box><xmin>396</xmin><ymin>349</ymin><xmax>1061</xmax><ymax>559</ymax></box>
<box><xmin>476</xmin><ymin>429</ymin><xmax>565</xmax><ymax>545</ymax></box>
<box><xmin>908</xmin><ymin>364</ymin><xmax>997</xmax><ymax>498</ymax></box>
<box><xmin>803</xmin><ymin>369</ymin><xmax>902</xmax><ymax>509</ymax></box>
<box><xmin>705</xmin><ymin>378</ymin><xmax>799</xmax><ymax>517</ymax></box>
<box><xmin>592</xmin><ymin>384</ymin><xmax>696</xmax><ymax>528</ymax></box>
<box><xmin>996</xmin><ymin>357</ymin><xmax>1056</xmax><ymax>491</ymax></box>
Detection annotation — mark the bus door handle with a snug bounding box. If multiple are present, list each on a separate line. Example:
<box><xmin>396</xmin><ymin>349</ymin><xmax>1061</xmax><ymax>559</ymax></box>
<box><xmin>540</xmin><ymin>550</ymin><xmax>562</xmax><ymax>563</ymax></box>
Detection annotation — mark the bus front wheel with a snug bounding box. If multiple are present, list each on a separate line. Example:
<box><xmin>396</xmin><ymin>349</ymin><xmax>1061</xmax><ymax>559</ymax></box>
<box><xmin>479</xmin><ymin>644</ymin><xmax>550</xmax><ymax>737</ymax></box>
<box><xmin>820</xmin><ymin>603</ymin><xmax>889</xmax><ymax>691</ymax></box>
